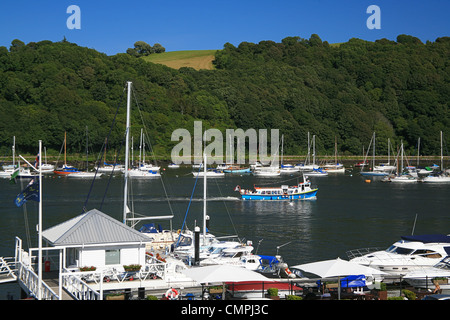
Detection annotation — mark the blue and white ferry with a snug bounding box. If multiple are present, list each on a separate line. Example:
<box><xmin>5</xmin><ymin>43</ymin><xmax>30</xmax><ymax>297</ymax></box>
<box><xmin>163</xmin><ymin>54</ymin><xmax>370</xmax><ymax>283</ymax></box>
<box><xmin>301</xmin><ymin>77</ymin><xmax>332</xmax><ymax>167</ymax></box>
<box><xmin>235</xmin><ymin>177</ymin><xmax>318</xmax><ymax>201</ymax></box>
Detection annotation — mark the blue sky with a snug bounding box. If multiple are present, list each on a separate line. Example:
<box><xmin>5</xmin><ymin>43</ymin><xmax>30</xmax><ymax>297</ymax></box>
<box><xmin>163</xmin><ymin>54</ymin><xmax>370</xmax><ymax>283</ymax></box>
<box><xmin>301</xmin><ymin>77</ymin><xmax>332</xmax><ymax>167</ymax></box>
<box><xmin>0</xmin><ymin>0</ymin><xmax>448</xmax><ymax>55</ymax></box>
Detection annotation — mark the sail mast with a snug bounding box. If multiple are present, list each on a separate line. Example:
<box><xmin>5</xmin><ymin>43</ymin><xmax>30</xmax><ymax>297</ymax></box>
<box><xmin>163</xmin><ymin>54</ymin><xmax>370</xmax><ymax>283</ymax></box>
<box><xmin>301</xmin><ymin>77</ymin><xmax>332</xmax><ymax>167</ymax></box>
<box><xmin>123</xmin><ymin>81</ymin><xmax>131</xmax><ymax>224</ymax></box>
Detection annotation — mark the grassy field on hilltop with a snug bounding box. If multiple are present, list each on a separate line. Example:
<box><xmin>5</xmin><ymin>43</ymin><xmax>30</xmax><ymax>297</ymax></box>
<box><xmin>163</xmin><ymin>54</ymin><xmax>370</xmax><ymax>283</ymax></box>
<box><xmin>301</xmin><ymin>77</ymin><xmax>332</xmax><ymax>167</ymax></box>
<box><xmin>143</xmin><ymin>50</ymin><xmax>217</xmax><ymax>70</ymax></box>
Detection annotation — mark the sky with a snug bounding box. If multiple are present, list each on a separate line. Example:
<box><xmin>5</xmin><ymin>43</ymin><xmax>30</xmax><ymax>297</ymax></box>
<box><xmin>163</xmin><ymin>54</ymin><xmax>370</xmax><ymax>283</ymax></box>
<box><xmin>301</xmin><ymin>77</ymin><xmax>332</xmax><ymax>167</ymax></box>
<box><xmin>0</xmin><ymin>0</ymin><xmax>448</xmax><ymax>55</ymax></box>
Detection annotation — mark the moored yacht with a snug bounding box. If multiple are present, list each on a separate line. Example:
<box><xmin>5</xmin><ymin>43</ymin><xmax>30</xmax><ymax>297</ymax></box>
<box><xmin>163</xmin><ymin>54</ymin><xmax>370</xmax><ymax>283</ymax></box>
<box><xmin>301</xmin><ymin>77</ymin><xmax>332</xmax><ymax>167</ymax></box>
<box><xmin>403</xmin><ymin>255</ymin><xmax>450</xmax><ymax>289</ymax></box>
<box><xmin>347</xmin><ymin>234</ymin><xmax>450</xmax><ymax>275</ymax></box>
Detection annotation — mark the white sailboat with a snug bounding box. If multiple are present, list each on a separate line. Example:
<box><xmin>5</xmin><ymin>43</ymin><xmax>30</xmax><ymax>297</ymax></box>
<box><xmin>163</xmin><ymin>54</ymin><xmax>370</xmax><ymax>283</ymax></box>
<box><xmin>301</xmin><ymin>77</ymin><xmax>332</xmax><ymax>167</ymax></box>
<box><xmin>127</xmin><ymin>129</ymin><xmax>161</xmax><ymax>178</ymax></box>
<box><xmin>422</xmin><ymin>131</ymin><xmax>450</xmax><ymax>183</ymax></box>
<box><xmin>295</xmin><ymin>132</ymin><xmax>319</xmax><ymax>171</ymax></box>
<box><xmin>0</xmin><ymin>137</ymin><xmax>18</xmax><ymax>178</ymax></box>
<box><xmin>324</xmin><ymin>137</ymin><xmax>345</xmax><ymax>173</ymax></box>
<box><xmin>387</xmin><ymin>141</ymin><xmax>417</xmax><ymax>183</ymax></box>
<box><xmin>68</xmin><ymin>127</ymin><xmax>103</xmax><ymax>179</ymax></box>
<box><xmin>360</xmin><ymin>132</ymin><xmax>389</xmax><ymax>177</ymax></box>
<box><xmin>279</xmin><ymin>135</ymin><xmax>299</xmax><ymax>174</ymax></box>
<box><xmin>373</xmin><ymin>138</ymin><xmax>396</xmax><ymax>173</ymax></box>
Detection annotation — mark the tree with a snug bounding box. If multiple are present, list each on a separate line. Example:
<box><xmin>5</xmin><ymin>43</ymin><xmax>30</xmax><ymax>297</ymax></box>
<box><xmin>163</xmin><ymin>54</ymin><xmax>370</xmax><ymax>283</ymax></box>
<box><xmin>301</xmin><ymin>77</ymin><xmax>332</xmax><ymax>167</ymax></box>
<box><xmin>152</xmin><ymin>43</ymin><xmax>165</xmax><ymax>53</ymax></box>
<box><xmin>10</xmin><ymin>39</ymin><xmax>25</xmax><ymax>52</ymax></box>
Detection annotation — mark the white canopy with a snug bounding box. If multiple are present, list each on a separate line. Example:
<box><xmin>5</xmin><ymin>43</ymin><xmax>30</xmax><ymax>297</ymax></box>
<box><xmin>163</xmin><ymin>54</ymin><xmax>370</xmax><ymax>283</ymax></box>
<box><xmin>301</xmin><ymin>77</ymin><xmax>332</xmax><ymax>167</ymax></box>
<box><xmin>291</xmin><ymin>258</ymin><xmax>387</xmax><ymax>278</ymax></box>
<box><xmin>183</xmin><ymin>265</ymin><xmax>272</xmax><ymax>284</ymax></box>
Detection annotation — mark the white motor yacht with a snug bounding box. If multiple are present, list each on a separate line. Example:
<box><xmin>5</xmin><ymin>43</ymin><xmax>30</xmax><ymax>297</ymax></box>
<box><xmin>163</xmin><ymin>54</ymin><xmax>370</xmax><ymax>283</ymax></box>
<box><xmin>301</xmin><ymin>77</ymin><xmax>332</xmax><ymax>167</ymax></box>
<box><xmin>347</xmin><ymin>234</ymin><xmax>450</xmax><ymax>275</ymax></box>
<box><xmin>403</xmin><ymin>255</ymin><xmax>450</xmax><ymax>290</ymax></box>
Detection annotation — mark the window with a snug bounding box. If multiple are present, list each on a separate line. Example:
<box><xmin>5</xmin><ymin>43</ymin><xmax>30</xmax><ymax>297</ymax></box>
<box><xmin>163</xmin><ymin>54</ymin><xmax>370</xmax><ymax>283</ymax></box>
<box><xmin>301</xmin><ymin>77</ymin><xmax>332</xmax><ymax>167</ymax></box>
<box><xmin>105</xmin><ymin>249</ymin><xmax>120</xmax><ymax>265</ymax></box>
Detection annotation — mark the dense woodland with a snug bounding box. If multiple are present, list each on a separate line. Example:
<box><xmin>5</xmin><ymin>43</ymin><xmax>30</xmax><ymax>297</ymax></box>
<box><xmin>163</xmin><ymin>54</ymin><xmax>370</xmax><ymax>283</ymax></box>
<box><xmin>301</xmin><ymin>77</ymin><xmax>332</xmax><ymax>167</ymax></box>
<box><xmin>0</xmin><ymin>35</ymin><xmax>448</xmax><ymax>162</ymax></box>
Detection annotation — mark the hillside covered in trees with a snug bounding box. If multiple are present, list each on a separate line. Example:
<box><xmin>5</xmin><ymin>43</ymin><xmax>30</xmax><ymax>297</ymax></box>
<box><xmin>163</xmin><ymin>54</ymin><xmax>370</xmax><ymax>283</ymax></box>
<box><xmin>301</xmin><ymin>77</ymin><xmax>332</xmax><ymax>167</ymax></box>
<box><xmin>0</xmin><ymin>35</ymin><xmax>448</xmax><ymax>161</ymax></box>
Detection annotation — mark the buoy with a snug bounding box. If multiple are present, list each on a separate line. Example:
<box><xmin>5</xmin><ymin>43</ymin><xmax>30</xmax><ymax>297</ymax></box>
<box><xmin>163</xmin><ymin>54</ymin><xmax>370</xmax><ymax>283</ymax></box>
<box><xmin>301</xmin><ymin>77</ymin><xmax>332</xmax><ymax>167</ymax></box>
<box><xmin>365</xmin><ymin>179</ymin><xmax>371</xmax><ymax>183</ymax></box>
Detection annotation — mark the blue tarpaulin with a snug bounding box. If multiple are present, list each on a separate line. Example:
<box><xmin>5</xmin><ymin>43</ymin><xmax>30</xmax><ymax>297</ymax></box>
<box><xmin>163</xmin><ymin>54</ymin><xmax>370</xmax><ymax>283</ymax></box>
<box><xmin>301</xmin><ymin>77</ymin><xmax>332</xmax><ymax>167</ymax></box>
<box><xmin>340</xmin><ymin>275</ymin><xmax>366</xmax><ymax>288</ymax></box>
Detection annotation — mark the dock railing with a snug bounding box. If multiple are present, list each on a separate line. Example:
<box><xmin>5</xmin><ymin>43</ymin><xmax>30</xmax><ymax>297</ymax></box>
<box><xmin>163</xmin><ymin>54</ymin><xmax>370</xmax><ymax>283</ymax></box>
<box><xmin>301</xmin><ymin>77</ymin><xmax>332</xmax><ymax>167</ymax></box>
<box><xmin>16</xmin><ymin>261</ymin><xmax>59</xmax><ymax>300</ymax></box>
<box><xmin>61</xmin><ymin>268</ymin><xmax>101</xmax><ymax>300</ymax></box>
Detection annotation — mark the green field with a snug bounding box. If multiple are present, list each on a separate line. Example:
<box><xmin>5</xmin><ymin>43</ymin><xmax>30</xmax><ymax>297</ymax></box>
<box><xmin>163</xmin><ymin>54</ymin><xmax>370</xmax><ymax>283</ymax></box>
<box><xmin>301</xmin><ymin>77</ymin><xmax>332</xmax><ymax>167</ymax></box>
<box><xmin>143</xmin><ymin>50</ymin><xmax>217</xmax><ymax>70</ymax></box>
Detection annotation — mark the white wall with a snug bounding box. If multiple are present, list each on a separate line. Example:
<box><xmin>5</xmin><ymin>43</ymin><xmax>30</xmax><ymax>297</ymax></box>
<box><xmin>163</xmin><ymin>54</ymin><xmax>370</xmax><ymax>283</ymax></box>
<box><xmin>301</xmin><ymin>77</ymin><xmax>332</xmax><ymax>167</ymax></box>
<box><xmin>78</xmin><ymin>244</ymin><xmax>146</xmax><ymax>270</ymax></box>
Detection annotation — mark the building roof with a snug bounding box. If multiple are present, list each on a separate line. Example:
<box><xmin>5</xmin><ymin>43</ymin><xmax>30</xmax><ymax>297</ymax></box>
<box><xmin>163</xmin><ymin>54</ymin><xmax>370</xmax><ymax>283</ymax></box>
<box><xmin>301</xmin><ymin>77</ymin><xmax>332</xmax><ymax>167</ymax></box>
<box><xmin>42</xmin><ymin>208</ymin><xmax>152</xmax><ymax>246</ymax></box>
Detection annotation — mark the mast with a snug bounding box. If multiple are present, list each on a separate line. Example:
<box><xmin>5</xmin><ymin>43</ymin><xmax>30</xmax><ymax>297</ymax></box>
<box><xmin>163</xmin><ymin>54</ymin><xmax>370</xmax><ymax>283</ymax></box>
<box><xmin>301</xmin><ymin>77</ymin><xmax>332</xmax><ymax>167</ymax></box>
<box><xmin>203</xmin><ymin>153</ymin><xmax>207</xmax><ymax>243</ymax></box>
<box><xmin>440</xmin><ymin>131</ymin><xmax>443</xmax><ymax>170</ymax></box>
<box><xmin>373</xmin><ymin>132</ymin><xmax>376</xmax><ymax>169</ymax></box>
<box><xmin>38</xmin><ymin>140</ymin><xmax>42</xmax><ymax>300</ymax></box>
<box><xmin>123</xmin><ymin>81</ymin><xmax>131</xmax><ymax>224</ymax></box>
<box><xmin>64</xmin><ymin>131</ymin><xmax>67</xmax><ymax>167</ymax></box>
<box><xmin>417</xmin><ymin>137</ymin><xmax>420</xmax><ymax>167</ymax></box>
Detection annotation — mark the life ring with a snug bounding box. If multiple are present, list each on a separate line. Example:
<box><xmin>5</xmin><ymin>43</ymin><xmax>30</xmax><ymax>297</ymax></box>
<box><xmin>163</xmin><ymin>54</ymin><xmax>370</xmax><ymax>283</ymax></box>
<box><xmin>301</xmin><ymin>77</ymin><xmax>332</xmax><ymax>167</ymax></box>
<box><xmin>285</xmin><ymin>268</ymin><xmax>292</xmax><ymax>275</ymax></box>
<box><xmin>165</xmin><ymin>288</ymin><xmax>179</xmax><ymax>300</ymax></box>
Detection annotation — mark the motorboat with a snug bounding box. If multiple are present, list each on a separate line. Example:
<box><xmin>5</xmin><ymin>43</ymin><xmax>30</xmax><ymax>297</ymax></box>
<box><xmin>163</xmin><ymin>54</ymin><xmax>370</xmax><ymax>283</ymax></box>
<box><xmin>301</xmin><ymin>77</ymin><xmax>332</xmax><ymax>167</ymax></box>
<box><xmin>199</xmin><ymin>246</ymin><xmax>256</xmax><ymax>268</ymax></box>
<box><xmin>255</xmin><ymin>255</ymin><xmax>297</xmax><ymax>279</ymax></box>
<box><xmin>172</xmin><ymin>232</ymin><xmax>248</xmax><ymax>265</ymax></box>
<box><xmin>422</xmin><ymin>173</ymin><xmax>450</xmax><ymax>183</ymax></box>
<box><xmin>403</xmin><ymin>256</ymin><xmax>450</xmax><ymax>290</ymax></box>
<box><xmin>235</xmin><ymin>177</ymin><xmax>318</xmax><ymax>201</ymax></box>
<box><xmin>347</xmin><ymin>234</ymin><xmax>450</xmax><ymax>275</ymax></box>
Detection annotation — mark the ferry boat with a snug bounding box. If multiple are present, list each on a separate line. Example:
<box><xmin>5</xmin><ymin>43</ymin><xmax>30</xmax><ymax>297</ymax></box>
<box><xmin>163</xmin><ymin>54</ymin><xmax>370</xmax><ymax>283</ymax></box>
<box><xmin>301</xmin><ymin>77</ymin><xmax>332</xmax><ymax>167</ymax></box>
<box><xmin>235</xmin><ymin>177</ymin><xmax>318</xmax><ymax>200</ymax></box>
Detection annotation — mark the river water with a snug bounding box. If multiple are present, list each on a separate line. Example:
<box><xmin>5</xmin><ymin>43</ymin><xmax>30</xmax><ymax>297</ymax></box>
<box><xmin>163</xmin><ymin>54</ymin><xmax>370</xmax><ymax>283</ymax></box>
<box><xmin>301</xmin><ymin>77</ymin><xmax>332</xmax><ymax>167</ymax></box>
<box><xmin>0</xmin><ymin>166</ymin><xmax>448</xmax><ymax>299</ymax></box>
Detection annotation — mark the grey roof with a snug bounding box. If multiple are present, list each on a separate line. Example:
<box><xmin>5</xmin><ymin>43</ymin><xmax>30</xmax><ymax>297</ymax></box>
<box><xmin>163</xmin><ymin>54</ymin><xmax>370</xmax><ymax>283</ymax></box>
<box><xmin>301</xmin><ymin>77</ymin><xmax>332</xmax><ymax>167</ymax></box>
<box><xmin>42</xmin><ymin>208</ymin><xmax>151</xmax><ymax>246</ymax></box>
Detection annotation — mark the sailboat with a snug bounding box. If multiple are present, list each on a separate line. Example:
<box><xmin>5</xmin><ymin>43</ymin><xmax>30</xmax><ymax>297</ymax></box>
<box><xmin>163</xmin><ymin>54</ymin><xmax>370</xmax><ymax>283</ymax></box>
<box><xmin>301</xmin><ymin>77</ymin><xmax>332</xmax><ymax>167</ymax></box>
<box><xmin>53</xmin><ymin>132</ymin><xmax>80</xmax><ymax>176</ymax></box>
<box><xmin>279</xmin><ymin>135</ymin><xmax>300</xmax><ymax>174</ymax></box>
<box><xmin>68</xmin><ymin>127</ymin><xmax>103</xmax><ymax>179</ymax></box>
<box><xmin>122</xmin><ymin>82</ymin><xmax>176</xmax><ymax>249</ymax></box>
<box><xmin>0</xmin><ymin>137</ymin><xmax>17</xmax><ymax>178</ymax></box>
<box><xmin>94</xmin><ymin>138</ymin><xmax>124</xmax><ymax>173</ymax></box>
<box><xmin>39</xmin><ymin>147</ymin><xmax>55</xmax><ymax>173</ymax></box>
<box><xmin>127</xmin><ymin>128</ymin><xmax>161</xmax><ymax>178</ymax></box>
<box><xmin>373</xmin><ymin>138</ymin><xmax>396</xmax><ymax>173</ymax></box>
<box><xmin>422</xmin><ymin>131</ymin><xmax>450</xmax><ymax>183</ymax></box>
<box><xmin>360</xmin><ymin>132</ymin><xmax>389</xmax><ymax>177</ymax></box>
<box><xmin>175</xmin><ymin>154</ymin><xmax>244</xmax><ymax>263</ymax></box>
<box><xmin>386</xmin><ymin>141</ymin><xmax>417</xmax><ymax>183</ymax></box>
<box><xmin>295</xmin><ymin>132</ymin><xmax>319</xmax><ymax>171</ymax></box>
<box><xmin>324</xmin><ymin>136</ymin><xmax>345</xmax><ymax>173</ymax></box>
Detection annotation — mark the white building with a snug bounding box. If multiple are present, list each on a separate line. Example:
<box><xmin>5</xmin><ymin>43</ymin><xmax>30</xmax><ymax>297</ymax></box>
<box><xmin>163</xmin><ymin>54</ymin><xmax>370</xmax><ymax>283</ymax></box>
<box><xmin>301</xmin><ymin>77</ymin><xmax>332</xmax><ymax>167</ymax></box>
<box><xmin>42</xmin><ymin>208</ymin><xmax>152</xmax><ymax>272</ymax></box>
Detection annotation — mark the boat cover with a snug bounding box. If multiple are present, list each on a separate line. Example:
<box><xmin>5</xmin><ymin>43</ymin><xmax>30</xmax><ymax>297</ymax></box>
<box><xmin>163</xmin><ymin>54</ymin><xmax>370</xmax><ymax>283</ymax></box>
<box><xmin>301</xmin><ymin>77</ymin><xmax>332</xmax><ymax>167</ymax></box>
<box><xmin>139</xmin><ymin>223</ymin><xmax>163</xmax><ymax>233</ymax></box>
<box><xmin>340</xmin><ymin>275</ymin><xmax>366</xmax><ymax>288</ymax></box>
<box><xmin>258</xmin><ymin>255</ymin><xmax>280</xmax><ymax>266</ymax></box>
<box><xmin>401</xmin><ymin>234</ymin><xmax>450</xmax><ymax>244</ymax></box>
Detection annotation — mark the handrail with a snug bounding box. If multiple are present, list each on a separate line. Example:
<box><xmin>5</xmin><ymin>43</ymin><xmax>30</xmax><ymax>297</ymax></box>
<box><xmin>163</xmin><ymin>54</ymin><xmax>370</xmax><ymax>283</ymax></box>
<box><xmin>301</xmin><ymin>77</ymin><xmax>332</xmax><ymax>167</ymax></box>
<box><xmin>16</xmin><ymin>262</ymin><xmax>59</xmax><ymax>300</ymax></box>
<box><xmin>61</xmin><ymin>269</ymin><xmax>101</xmax><ymax>300</ymax></box>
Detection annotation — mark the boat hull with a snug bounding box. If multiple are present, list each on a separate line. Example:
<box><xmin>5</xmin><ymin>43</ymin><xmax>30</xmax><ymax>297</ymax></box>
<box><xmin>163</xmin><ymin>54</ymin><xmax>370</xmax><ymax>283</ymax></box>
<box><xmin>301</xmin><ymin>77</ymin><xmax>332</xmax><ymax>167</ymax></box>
<box><xmin>241</xmin><ymin>189</ymin><xmax>318</xmax><ymax>201</ymax></box>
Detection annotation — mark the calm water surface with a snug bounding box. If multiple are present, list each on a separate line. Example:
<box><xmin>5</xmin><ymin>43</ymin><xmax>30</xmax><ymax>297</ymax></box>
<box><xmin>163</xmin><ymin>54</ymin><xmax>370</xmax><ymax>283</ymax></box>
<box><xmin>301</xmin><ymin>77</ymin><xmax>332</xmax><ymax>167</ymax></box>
<box><xmin>0</xmin><ymin>167</ymin><xmax>448</xmax><ymax>298</ymax></box>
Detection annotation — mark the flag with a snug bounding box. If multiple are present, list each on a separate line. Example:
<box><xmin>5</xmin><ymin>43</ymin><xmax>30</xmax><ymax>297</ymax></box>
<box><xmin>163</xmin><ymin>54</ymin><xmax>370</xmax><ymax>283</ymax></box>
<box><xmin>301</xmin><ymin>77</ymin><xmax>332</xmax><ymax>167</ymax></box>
<box><xmin>14</xmin><ymin>178</ymin><xmax>39</xmax><ymax>207</ymax></box>
<box><xmin>9</xmin><ymin>169</ymin><xmax>19</xmax><ymax>184</ymax></box>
